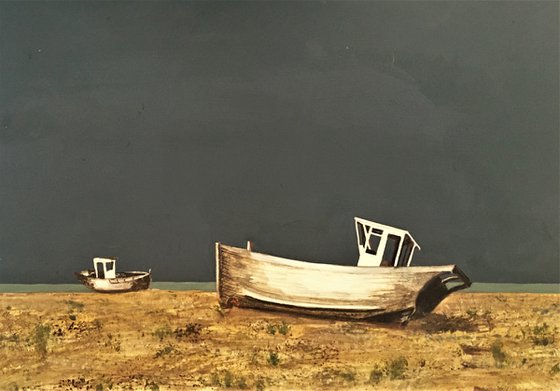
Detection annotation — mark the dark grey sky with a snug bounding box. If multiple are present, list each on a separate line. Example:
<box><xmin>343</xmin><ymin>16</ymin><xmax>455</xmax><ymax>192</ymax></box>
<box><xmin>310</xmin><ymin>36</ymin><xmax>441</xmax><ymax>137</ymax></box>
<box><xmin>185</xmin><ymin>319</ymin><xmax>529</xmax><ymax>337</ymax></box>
<box><xmin>0</xmin><ymin>2</ymin><xmax>558</xmax><ymax>283</ymax></box>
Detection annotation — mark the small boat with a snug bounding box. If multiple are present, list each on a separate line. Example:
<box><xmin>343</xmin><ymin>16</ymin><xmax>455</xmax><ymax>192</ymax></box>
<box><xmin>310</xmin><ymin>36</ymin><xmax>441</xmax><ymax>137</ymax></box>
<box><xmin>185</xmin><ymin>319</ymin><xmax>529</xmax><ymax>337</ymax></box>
<box><xmin>75</xmin><ymin>257</ymin><xmax>151</xmax><ymax>293</ymax></box>
<box><xmin>216</xmin><ymin>217</ymin><xmax>471</xmax><ymax>322</ymax></box>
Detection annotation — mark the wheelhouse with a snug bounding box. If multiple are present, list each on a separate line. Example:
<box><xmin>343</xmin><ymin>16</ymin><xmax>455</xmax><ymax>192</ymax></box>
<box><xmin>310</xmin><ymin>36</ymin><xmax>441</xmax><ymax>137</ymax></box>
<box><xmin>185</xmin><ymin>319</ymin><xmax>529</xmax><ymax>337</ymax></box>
<box><xmin>93</xmin><ymin>257</ymin><xmax>117</xmax><ymax>279</ymax></box>
<box><xmin>355</xmin><ymin>217</ymin><xmax>420</xmax><ymax>267</ymax></box>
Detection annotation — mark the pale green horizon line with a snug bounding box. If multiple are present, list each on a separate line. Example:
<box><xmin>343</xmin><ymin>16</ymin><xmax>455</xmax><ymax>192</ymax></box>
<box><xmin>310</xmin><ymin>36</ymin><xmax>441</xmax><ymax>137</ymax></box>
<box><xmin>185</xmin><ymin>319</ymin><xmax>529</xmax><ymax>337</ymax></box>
<box><xmin>0</xmin><ymin>282</ymin><xmax>557</xmax><ymax>293</ymax></box>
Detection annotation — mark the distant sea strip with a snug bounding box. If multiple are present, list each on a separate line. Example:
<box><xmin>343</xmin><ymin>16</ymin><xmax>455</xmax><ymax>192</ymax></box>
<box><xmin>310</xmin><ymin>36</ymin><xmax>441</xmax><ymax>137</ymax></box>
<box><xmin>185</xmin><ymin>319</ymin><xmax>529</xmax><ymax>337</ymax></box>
<box><xmin>0</xmin><ymin>282</ymin><xmax>558</xmax><ymax>293</ymax></box>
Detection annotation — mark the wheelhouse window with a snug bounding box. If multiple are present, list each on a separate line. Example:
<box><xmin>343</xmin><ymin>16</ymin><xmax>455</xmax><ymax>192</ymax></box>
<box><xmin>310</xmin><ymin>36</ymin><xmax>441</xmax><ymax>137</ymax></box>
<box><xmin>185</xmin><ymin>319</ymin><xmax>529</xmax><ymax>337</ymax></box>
<box><xmin>381</xmin><ymin>234</ymin><xmax>401</xmax><ymax>266</ymax></box>
<box><xmin>397</xmin><ymin>235</ymin><xmax>413</xmax><ymax>267</ymax></box>
<box><xmin>96</xmin><ymin>262</ymin><xmax>105</xmax><ymax>278</ymax></box>
<box><xmin>365</xmin><ymin>228</ymin><xmax>383</xmax><ymax>255</ymax></box>
<box><xmin>356</xmin><ymin>222</ymin><xmax>366</xmax><ymax>246</ymax></box>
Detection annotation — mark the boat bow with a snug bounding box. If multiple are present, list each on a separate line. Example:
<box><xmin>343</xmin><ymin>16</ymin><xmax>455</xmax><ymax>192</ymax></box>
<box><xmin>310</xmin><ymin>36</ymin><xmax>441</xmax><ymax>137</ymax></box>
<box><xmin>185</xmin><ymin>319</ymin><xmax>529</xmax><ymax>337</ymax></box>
<box><xmin>414</xmin><ymin>265</ymin><xmax>471</xmax><ymax>317</ymax></box>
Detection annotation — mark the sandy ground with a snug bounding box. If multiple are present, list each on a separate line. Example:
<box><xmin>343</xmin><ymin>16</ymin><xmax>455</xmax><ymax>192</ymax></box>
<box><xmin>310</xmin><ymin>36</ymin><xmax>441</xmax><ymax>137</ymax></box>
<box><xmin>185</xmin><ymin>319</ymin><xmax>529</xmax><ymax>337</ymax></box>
<box><xmin>0</xmin><ymin>290</ymin><xmax>559</xmax><ymax>390</ymax></box>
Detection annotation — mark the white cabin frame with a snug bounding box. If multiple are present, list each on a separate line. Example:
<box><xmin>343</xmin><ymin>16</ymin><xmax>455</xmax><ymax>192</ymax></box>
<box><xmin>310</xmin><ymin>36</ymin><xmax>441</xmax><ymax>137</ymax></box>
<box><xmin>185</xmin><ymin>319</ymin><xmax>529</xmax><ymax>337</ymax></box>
<box><xmin>354</xmin><ymin>217</ymin><xmax>420</xmax><ymax>267</ymax></box>
<box><xmin>93</xmin><ymin>257</ymin><xmax>117</xmax><ymax>279</ymax></box>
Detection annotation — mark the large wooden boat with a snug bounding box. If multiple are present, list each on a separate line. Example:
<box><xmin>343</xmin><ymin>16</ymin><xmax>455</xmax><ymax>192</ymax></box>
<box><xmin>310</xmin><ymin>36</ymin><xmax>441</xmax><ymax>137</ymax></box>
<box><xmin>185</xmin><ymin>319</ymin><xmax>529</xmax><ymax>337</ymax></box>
<box><xmin>75</xmin><ymin>257</ymin><xmax>151</xmax><ymax>293</ymax></box>
<box><xmin>216</xmin><ymin>217</ymin><xmax>471</xmax><ymax>321</ymax></box>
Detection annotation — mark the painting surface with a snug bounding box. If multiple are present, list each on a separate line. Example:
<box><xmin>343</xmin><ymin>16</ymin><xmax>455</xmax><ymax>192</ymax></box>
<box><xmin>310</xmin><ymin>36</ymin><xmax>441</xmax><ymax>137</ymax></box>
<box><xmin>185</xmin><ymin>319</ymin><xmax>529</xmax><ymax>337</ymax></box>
<box><xmin>0</xmin><ymin>1</ymin><xmax>558</xmax><ymax>390</ymax></box>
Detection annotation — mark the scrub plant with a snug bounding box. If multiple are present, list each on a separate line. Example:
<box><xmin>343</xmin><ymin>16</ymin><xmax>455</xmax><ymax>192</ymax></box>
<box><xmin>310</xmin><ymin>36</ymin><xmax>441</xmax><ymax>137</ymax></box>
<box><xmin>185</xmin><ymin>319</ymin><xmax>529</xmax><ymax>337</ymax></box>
<box><xmin>33</xmin><ymin>323</ymin><xmax>51</xmax><ymax>359</ymax></box>
<box><xmin>491</xmin><ymin>340</ymin><xmax>507</xmax><ymax>368</ymax></box>
<box><xmin>267</xmin><ymin>351</ymin><xmax>280</xmax><ymax>366</ymax></box>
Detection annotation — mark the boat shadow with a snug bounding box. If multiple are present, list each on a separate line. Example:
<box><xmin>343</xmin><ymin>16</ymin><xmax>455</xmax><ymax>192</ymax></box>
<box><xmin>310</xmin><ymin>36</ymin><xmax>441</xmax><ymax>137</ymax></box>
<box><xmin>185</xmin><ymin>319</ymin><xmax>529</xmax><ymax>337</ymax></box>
<box><xmin>407</xmin><ymin>313</ymin><xmax>481</xmax><ymax>333</ymax></box>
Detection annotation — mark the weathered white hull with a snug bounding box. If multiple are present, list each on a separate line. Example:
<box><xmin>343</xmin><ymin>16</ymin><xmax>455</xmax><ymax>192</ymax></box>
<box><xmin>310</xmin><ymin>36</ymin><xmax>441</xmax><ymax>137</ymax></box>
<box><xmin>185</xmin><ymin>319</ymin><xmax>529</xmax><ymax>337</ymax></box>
<box><xmin>216</xmin><ymin>243</ymin><xmax>470</xmax><ymax>321</ymax></box>
<box><xmin>75</xmin><ymin>271</ymin><xmax>151</xmax><ymax>293</ymax></box>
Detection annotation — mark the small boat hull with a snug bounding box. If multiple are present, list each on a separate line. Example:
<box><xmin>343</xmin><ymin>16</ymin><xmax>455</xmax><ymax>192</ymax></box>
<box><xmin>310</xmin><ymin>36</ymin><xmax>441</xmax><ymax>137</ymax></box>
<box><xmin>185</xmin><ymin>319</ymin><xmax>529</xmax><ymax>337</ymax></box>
<box><xmin>216</xmin><ymin>243</ymin><xmax>471</xmax><ymax>322</ymax></box>
<box><xmin>75</xmin><ymin>271</ymin><xmax>151</xmax><ymax>293</ymax></box>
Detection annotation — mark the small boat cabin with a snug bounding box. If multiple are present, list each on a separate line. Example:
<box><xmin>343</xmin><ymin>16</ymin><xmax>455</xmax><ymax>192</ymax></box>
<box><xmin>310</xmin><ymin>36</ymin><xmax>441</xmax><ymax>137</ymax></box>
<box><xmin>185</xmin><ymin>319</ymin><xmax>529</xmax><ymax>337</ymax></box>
<box><xmin>93</xmin><ymin>257</ymin><xmax>117</xmax><ymax>279</ymax></box>
<box><xmin>355</xmin><ymin>217</ymin><xmax>420</xmax><ymax>267</ymax></box>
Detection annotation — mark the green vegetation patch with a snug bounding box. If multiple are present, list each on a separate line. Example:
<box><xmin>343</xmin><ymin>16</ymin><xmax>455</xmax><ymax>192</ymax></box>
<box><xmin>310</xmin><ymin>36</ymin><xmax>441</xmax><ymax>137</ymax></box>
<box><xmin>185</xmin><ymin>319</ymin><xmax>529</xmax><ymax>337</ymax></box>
<box><xmin>265</xmin><ymin>320</ymin><xmax>291</xmax><ymax>336</ymax></box>
<box><xmin>491</xmin><ymin>340</ymin><xmax>507</xmax><ymax>368</ymax></box>
<box><xmin>386</xmin><ymin>357</ymin><xmax>408</xmax><ymax>380</ymax></box>
<box><xmin>267</xmin><ymin>351</ymin><xmax>280</xmax><ymax>366</ymax></box>
<box><xmin>32</xmin><ymin>323</ymin><xmax>51</xmax><ymax>358</ymax></box>
<box><xmin>154</xmin><ymin>344</ymin><xmax>176</xmax><ymax>358</ymax></box>
<box><xmin>368</xmin><ymin>356</ymin><xmax>409</xmax><ymax>384</ymax></box>
<box><xmin>65</xmin><ymin>300</ymin><xmax>85</xmax><ymax>312</ymax></box>
<box><xmin>153</xmin><ymin>325</ymin><xmax>173</xmax><ymax>341</ymax></box>
<box><xmin>529</xmin><ymin>323</ymin><xmax>557</xmax><ymax>346</ymax></box>
<box><xmin>153</xmin><ymin>323</ymin><xmax>204</xmax><ymax>342</ymax></box>
<box><xmin>317</xmin><ymin>367</ymin><xmax>358</xmax><ymax>386</ymax></box>
<box><xmin>210</xmin><ymin>370</ymin><xmax>248</xmax><ymax>389</ymax></box>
